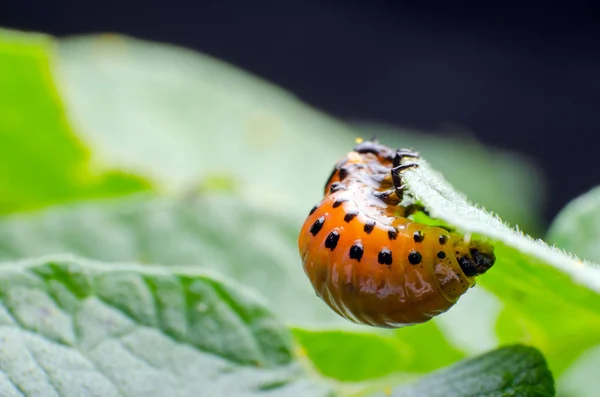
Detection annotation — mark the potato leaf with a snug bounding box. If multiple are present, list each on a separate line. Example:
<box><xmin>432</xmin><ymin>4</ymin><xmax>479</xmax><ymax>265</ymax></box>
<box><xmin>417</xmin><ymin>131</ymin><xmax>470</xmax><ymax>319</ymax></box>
<box><xmin>0</xmin><ymin>256</ymin><xmax>333</xmax><ymax>396</ymax></box>
<box><xmin>547</xmin><ymin>186</ymin><xmax>600</xmax><ymax>263</ymax></box>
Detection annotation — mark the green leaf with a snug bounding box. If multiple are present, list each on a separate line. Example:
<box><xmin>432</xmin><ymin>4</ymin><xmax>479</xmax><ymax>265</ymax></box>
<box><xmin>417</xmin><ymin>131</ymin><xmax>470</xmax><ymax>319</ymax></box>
<box><xmin>55</xmin><ymin>34</ymin><xmax>354</xmax><ymax>220</ymax></box>
<box><xmin>558</xmin><ymin>345</ymin><xmax>600</xmax><ymax>397</ymax></box>
<box><xmin>402</xmin><ymin>159</ymin><xmax>600</xmax><ymax>376</ymax></box>
<box><xmin>292</xmin><ymin>323</ymin><xmax>464</xmax><ymax>382</ymax></box>
<box><xmin>367</xmin><ymin>345</ymin><xmax>554</xmax><ymax>397</ymax></box>
<box><xmin>544</xmin><ymin>187</ymin><xmax>600</xmax><ymax>395</ymax></box>
<box><xmin>546</xmin><ymin>186</ymin><xmax>600</xmax><ymax>263</ymax></box>
<box><xmin>0</xmin><ymin>256</ymin><xmax>334</xmax><ymax>396</ymax></box>
<box><xmin>0</xmin><ymin>29</ymin><xmax>150</xmax><ymax>214</ymax></box>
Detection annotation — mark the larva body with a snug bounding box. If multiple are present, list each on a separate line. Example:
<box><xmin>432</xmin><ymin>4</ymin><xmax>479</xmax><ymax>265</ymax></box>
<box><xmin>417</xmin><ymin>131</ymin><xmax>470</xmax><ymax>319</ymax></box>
<box><xmin>298</xmin><ymin>139</ymin><xmax>495</xmax><ymax>328</ymax></box>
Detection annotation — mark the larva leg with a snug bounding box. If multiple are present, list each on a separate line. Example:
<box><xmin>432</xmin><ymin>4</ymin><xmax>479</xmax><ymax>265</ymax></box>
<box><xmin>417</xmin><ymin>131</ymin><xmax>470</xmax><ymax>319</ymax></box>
<box><xmin>392</xmin><ymin>148</ymin><xmax>420</xmax><ymax>201</ymax></box>
<box><xmin>391</xmin><ymin>163</ymin><xmax>419</xmax><ymax>201</ymax></box>
<box><xmin>393</xmin><ymin>149</ymin><xmax>420</xmax><ymax>168</ymax></box>
<box><xmin>373</xmin><ymin>188</ymin><xmax>398</xmax><ymax>203</ymax></box>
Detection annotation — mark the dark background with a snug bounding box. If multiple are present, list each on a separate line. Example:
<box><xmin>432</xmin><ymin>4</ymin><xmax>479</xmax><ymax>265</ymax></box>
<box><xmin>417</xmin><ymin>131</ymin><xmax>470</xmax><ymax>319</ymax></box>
<box><xmin>4</xmin><ymin>0</ymin><xmax>600</xmax><ymax>225</ymax></box>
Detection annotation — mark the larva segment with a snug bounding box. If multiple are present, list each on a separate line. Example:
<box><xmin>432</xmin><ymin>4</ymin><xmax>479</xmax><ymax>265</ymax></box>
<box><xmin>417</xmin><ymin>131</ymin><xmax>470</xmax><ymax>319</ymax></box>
<box><xmin>298</xmin><ymin>139</ymin><xmax>496</xmax><ymax>328</ymax></box>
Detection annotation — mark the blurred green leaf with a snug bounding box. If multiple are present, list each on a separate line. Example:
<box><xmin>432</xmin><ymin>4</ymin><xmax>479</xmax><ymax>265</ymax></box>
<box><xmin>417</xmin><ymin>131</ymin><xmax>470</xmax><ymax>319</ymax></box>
<box><xmin>402</xmin><ymin>158</ymin><xmax>600</xmax><ymax>376</ymax></box>
<box><xmin>292</xmin><ymin>324</ymin><xmax>464</xmax><ymax>382</ymax></box>
<box><xmin>546</xmin><ymin>186</ymin><xmax>600</xmax><ymax>263</ymax></box>
<box><xmin>56</xmin><ymin>34</ymin><xmax>354</xmax><ymax>221</ymax></box>
<box><xmin>558</xmin><ymin>344</ymin><xmax>600</xmax><ymax>397</ymax></box>
<box><xmin>0</xmin><ymin>29</ymin><xmax>149</xmax><ymax>214</ymax></box>
<box><xmin>543</xmin><ymin>186</ymin><xmax>600</xmax><ymax>396</ymax></box>
<box><xmin>0</xmin><ymin>256</ymin><xmax>334</xmax><ymax>396</ymax></box>
<box><xmin>357</xmin><ymin>123</ymin><xmax>546</xmax><ymax>235</ymax></box>
<box><xmin>367</xmin><ymin>345</ymin><xmax>554</xmax><ymax>397</ymax></box>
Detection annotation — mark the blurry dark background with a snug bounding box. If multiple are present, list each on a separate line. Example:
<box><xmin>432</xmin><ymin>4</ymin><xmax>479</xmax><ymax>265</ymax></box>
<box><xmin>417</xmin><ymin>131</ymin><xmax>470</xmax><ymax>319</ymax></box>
<box><xmin>3</xmin><ymin>0</ymin><xmax>600</xmax><ymax>225</ymax></box>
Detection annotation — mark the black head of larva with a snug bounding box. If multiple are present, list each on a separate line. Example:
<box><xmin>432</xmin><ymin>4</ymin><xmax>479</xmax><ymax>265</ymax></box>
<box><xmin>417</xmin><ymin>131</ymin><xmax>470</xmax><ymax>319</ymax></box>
<box><xmin>457</xmin><ymin>248</ymin><xmax>496</xmax><ymax>277</ymax></box>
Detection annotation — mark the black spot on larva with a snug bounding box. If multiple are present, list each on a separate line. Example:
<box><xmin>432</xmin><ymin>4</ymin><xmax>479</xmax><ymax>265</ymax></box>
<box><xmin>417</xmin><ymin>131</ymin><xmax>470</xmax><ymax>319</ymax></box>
<box><xmin>363</xmin><ymin>219</ymin><xmax>376</xmax><ymax>234</ymax></box>
<box><xmin>309</xmin><ymin>203</ymin><xmax>319</xmax><ymax>215</ymax></box>
<box><xmin>378</xmin><ymin>249</ymin><xmax>393</xmax><ymax>265</ymax></box>
<box><xmin>408</xmin><ymin>250</ymin><xmax>422</xmax><ymax>265</ymax></box>
<box><xmin>388</xmin><ymin>227</ymin><xmax>398</xmax><ymax>240</ymax></box>
<box><xmin>439</xmin><ymin>235</ymin><xmax>449</xmax><ymax>245</ymax></box>
<box><xmin>344</xmin><ymin>211</ymin><xmax>358</xmax><ymax>223</ymax></box>
<box><xmin>349</xmin><ymin>243</ymin><xmax>364</xmax><ymax>261</ymax></box>
<box><xmin>330</xmin><ymin>182</ymin><xmax>346</xmax><ymax>193</ymax></box>
<box><xmin>437</xmin><ymin>251</ymin><xmax>446</xmax><ymax>259</ymax></box>
<box><xmin>310</xmin><ymin>216</ymin><xmax>325</xmax><ymax>236</ymax></box>
<box><xmin>338</xmin><ymin>168</ymin><xmax>349</xmax><ymax>181</ymax></box>
<box><xmin>332</xmin><ymin>198</ymin><xmax>348</xmax><ymax>208</ymax></box>
<box><xmin>413</xmin><ymin>230</ymin><xmax>425</xmax><ymax>243</ymax></box>
<box><xmin>325</xmin><ymin>231</ymin><xmax>340</xmax><ymax>250</ymax></box>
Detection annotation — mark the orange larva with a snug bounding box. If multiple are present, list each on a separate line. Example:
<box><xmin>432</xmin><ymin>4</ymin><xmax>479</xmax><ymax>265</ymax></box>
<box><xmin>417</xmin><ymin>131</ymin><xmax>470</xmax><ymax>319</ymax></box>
<box><xmin>298</xmin><ymin>138</ymin><xmax>495</xmax><ymax>328</ymax></box>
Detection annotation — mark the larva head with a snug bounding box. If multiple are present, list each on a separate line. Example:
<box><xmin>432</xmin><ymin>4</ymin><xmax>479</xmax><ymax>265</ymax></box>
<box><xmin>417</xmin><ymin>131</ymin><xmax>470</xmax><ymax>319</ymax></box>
<box><xmin>452</xmin><ymin>237</ymin><xmax>496</xmax><ymax>277</ymax></box>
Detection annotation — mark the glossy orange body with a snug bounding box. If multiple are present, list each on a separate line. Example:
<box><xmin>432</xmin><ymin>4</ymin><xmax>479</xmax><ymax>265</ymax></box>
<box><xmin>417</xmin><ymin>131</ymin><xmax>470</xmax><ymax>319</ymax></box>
<box><xmin>298</xmin><ymin>140</ymin><xmax>495</xmax><ymax>328</ymax></box>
